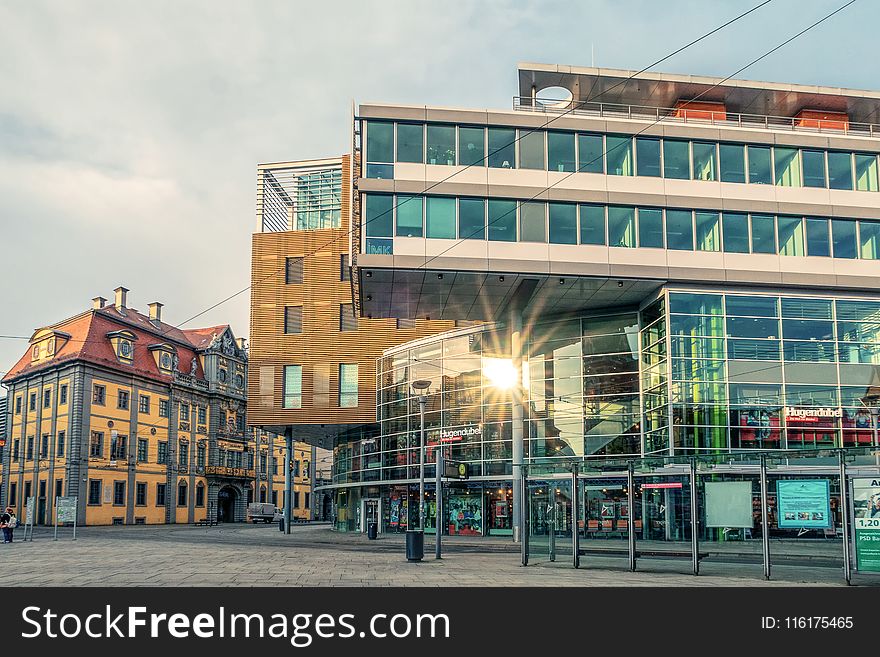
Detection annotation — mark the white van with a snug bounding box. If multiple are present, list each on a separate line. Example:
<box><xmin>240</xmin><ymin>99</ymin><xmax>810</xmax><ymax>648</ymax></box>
<box><xmin>247</xmin><ymin>502</ymin><xmax>283</xmax><ymax>524</ymax></box>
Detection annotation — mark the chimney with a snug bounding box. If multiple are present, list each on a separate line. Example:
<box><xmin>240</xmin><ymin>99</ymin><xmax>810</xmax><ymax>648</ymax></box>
<box><xmin>92</xmin><ymin>296</ymin><xmax>107</xmax><ymax>309</ymax></box>
<box><xmin>148</xmin><ymin>302</ymin><xmax>163</xmax><ymax>323</ymax></box>
<box><xmin>114</xmin><ymin>286</ymin><xmax>128</xmax><ymax>309</ymax></box>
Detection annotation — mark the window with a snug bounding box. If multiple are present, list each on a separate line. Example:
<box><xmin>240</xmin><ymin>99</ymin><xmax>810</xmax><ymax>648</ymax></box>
<box><xmin>179</xmin><ymin>442</ymin><xmax>189</xmax><ymax>467</ymax></box>
<box><xmin>139</xmin><ymin>395</ymin><xmax>150</xmax><ymax>414</ymax></box>
<box><xmin>828</xmin><ymin>151</ymin><xmax>853</xmax><ymax>190</ymax></box>
<box><xmin>487</xmin><ymin>127</ymin><xmax>515</xmax><ymax>168</ymax></box>
<box><xmin>157</xmin><ymin>441</ymin><xmax>168</xmax><ymax>464</ymax></box>
<box><xmin>666</xmin><ymin>209</ymin><xmax>694</xmax><ymax>250</ymax></box>
<box><xmin>57</xmin><ymin>431</ymin><xmax>65</xmax><ymax>457</ymax></box>
<box><xmin>774</xmin><ymin>147</ymin><xmax>801</xmax><ymax>187</ymax></box>
<box><xmin>305</xmin><ymin>493</ymin><xmax>311</xmax><ymax>509</ymax></box>
<box><xmin>695</xmin><ymin>211</ymin><xmax>720</xmax><ymax>251</ymax></box>
<box><xmin>396</xmin><ymin>123</ymin><xmax>423</xmax><ymax>163</ymax></box>
<box><xmin>777</xmin><ymin>216</ymin><xmax>805</xmax><ymax>256</ymax></box>
<box><xmin>579</xmin><ymin>204</ymin><xmax>605</xmax><ymax>245</ymax></box>
<box><xmin>396</xmin><ymin>318</ymin><xmax>416</xmax><ymax>329</ymax></box>
<box><xmin>577</xmin><ymin>133</ymin><xmax>604</xmax><ymax>173</ymax></box>
<box><xmin>519</xmin><ymin>202</ymin><xmax>546</xmax><ymax>243</ymax></box>
<box><xmin>197</xmin><ymin>443</ymin><xmax>206</xmax><ymax>468</ymax></box>
<box><xmin>113</xmin><ymin>481</ymin><xmax>125</xmax><ymax>505</ymax></box>
<box><xmin>40</xmin><ymin>434</ymin><xmax>48</xmax><ymax>459</ymax></box>
<box><xmin>294</xmin><ymin>491</ymin><xmax>300</xmax><ymax>508</ymax></box>
<box><xmin>9</xmin><ymin>483</ymin><xmax>16</xmax><ymax>506</ymax></box>
<box><xmin>159</xmin><ymin>398</ymin><xmax>169</xmax><ymax>418</ymax></box>
<box><xmin>90</xmin><ymin>432</ymin><xmax>103</xmax><ymax>458</ymax></box>
<box><xmin>55</xmin><ymin>479</ymin><xmax>63</xmax><ymax>500</ymax></box>
<box><xmin>802</xmin><ymin>150</ymin><xmax>826</xmax><ymax>187</ymax></box>
<box><xmin>93</xmin><ymin>384</ymin><xmax>106</xmax><ymax>406</ymax></box>
<box><xmin>14</xmin><ymin>396</ymin><xmax>21</xmax><ymax>414</ymax></box>
<box><xmin>487</xmin><ymin>199</ymin><xmax>517</xmax><ymax>242</ymax></box>
<box><xmin>339</xmin><ymin>363</ymin><xmax>358</xmax><ymax>408</ymax></box>
<box><xmin>179</xmin><ymin>404</ymin><xmax>190</xmax><ymax>422</ymax></box>
<box><xmin>136</xmin><ymin>482</ymin><xmax>147</xmax><ymax>506</ymax></box>
<box><xmin>395</xmin><ymin>195</ymin><xmax>423</xmax><ymax>237</ymax></box>
<box><xmin>12</xmin><ymin>439</ymin><xmax>19</xmax><ymax>462</ymax></box>
<box><xmin>750</xmin><ymin>214</ymin><xmax>776</xmax><ymax>253</ymax></box>
<box><xmin>26</xmin><ymin>435</ymin><xmax>33</xmax><ymax>460</ymax></box>
<box><xmin>663</xmin><ymin>140</ymin><xmax>690</xmax><ymax>179</ymax></box>
<box><xmin>364</xmin><ymin>193</ymin><xmax>393</xmax><ymax>238</ymax></box>
<box><xmin>178</xmin><ymin>483</ymin><xmax>187</xmax><ymax>506</ymax></box>
<box><xmin>458</xmin><ymin>126</ymin><xmax>485</xmax><ymax>166</ymax></box>
<box><xmin>722</xmin><ymin>213</ymin><xmax>749</xmax><ymax>253</ymax></box>
<box><xmin>719</xmin><ymin>143</ymin><xmax>745</xmax><ymax>183</ymax></box>
<box><xmin>118</xmin><ymin>390</ymin><xmax>129</xmax><ymax>410</ymax></box>
<box><xmin>692</xmin><ymin>142</ymin><xmax>717</xmax><ymax>181</ymax></box>
<box><xmin>748</xmin><ymin>145</ymin><xmax>772</xmax><ymax>184</ymax></box>
<box><xmin>196</xmin><ymin>484</ymin><xmax>205</xmax><ymax>507</ymax></box>
<box><xmin>156</xmin><ymin>484</ymin><xmax>166</xmax><ymax>506</ymax></box>
<box><xmin>548</xmin><ymin>203</ymin><xmax>577</xmax><ymax>244</ymax></box>
<box><xmin>606</xmin><ymin>135</ymin><xmax>633</xmax><ymax>176</ymax></box>
<box><xmin>137</xmin><ymin>438</ymin><xmax>148</xmax><ymax>462</ymax></box>
<box><xmin>607</xmin><ymin>206</ymin><xmax>635</xmax><ymax>247</ymax></box>
<box><xmin>88</xmin><ymin>480</ymin><xmax>101</xmax><ymax>505</ymax></box>
<box><xmin>547</xmin><ymin>131</ymin><xmax>575</xmax><ymax>172</ymax></box>
<box><xmin>637</xmin><ymin>208</ymin><xmax>663</xmax><ymax>248</ymax></box>
<box><xmin>285</xmin><ymin>256</ymin><xmax>303</xmax><ymax>284</ymax></box>
<box><xmin>855</xmin><ymin>154</ymin><xmax>879</xmax><ymax>192</ymax></box>
<box><xmin>340</xmin><ymin>254</ymin><xmax>349</xmax><ymax>281</ymax></box>
<box><xmin>859</xmin><ymin>220</ymin><xmax>880</xmax><ymax>259</ymax></box>
<box><xmin>340</xmin><ymin>303</ymin><xmax>357</xmax><ymax>331</ymax></box>
<box><xmin>635</xmin><ymin>138</ymin><xmax>661</xmax><ymax>177</ymax></box>
<box><xmin>284</xmin><ymin>306</ymin><xmax>303</xmax><ymax>334</ymax></box>
<box><xmin>426</xmin><ymin>124</ymin><xmax>455</xmax><ymax>166</ymax></box>
<box><xmin>272</xmin><ymin>490</ymin><xmax>279</xmax><ymax>506</ymax></box>
<box><xmin>458</xmin><ymin>198</ymin><xmax>485</xmax><ymax>240</ymax></box>
<box><xmin>110</xmin><ymin>434</ymin><xmax>127</xmax><ymax>460</ymax></box>
<box><xmin>519</xmin><ymin>130</ymin><xmax>545</xmax><ymax>170</ymax></box>
<box><xmin>805</xmin><ymin>217</ymin><xmax>831</xmax><ymax>257</ymax></box>
<box><xmin>426</xmin><ymin>196</ymin><xmax>456</xmax><ymax>239</ymax></box>
<box><xmin>29</xmin><ymin>392</ymin><xmax>36</xmax><ymax>411</ymax></box>
<box><xmin>365</xmin><ymin>121</ymin><xmax>393</xmax><ymax>163</ymax></box>
<box><xmin>283</xmin><ymin>365</ymin><xmax>302</xmax><ymax>409</ymax></box>
<box><xmin>43</xmin><ymin>389</ymin><xmax>51</xmax><ymax>408</ymax></box>
<box><xmin>197</xmin><ymin>407</ymin><xmax>206</xmax><ymax>425</ymax></box>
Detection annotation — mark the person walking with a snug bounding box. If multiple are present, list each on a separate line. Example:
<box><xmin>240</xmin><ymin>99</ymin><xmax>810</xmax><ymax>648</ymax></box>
<box><xmin>0</xmin><ymin>506</ymin><xmax>17</xmax><ymax>543</ymax></box>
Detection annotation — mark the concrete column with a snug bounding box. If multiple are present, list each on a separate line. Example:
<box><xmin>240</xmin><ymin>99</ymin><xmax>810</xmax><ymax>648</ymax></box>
<box><xmin>510</xmin><ymin>307</ymin><xmax>524</xmax><ymax>543</ymax></box>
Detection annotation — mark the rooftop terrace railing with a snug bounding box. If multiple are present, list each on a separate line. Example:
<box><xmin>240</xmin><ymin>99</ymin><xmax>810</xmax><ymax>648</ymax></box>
<box><xmin>513</xmin><ymin>96</ymin><xmax>880</xmax><ymax>138</ymax></box>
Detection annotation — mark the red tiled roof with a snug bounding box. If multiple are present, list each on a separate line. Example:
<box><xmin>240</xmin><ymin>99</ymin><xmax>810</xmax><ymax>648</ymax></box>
<box><xmin>2</xmin><ymin>305</ymin><xmax>232</xmax><ymax>384</ymax></box>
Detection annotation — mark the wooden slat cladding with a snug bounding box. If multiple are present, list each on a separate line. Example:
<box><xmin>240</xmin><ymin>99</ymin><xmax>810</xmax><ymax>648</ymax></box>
<box><xmin>249</xmin><ymin>154</ymin><xmax>456</xmax><ymax>427</ymax></box>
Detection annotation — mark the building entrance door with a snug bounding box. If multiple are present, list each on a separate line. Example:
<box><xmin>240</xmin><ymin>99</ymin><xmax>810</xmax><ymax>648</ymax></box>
<box><xmin>217</xmin><ymin>487</ymin><xmax>238</xmax><ymax>523</ymax></box>
<box><xmin>361</xmin><ymin>499</ymin><xmax>379</xmax><ymax>533</ymax></box>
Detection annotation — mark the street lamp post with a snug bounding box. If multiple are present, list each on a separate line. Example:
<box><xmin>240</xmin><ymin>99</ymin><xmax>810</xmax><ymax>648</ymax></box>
<box><xmin>406</xmin><ymin>379</ymin><xmax>431</xmax><ymax>562</ymax></box>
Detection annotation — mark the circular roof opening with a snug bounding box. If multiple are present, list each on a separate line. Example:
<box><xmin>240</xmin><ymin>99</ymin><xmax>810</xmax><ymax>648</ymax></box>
<box><xmin>535</xmin><ymin>85</ymin><xmax>574</xmax><ymax>109</ymax></box>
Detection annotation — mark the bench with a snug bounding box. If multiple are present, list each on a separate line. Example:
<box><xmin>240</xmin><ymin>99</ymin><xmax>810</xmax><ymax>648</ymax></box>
<box><xmin>578</xmin><ymin>546</ymin><xmax>708</xmax><ymax>561</ymax></box>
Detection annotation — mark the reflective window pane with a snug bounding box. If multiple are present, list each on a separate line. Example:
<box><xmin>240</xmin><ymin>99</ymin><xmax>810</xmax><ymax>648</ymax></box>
<box><xmin>692</xmin><ymin>142</ymin><xmax>717</xmax><ymax>181</ymax></box>
<box><xmin>832</xmin><ymin>219</ymin><xmax>857</xmax><ymax>259</ymax></box>
<box><xmin>722</xmin><ymin>212</ymin><xmax>749</xmax><ymax>253</ymax></box>
<box><xmin>547</xmin><ymin>132</ymin><xmax>576</xmax><ymax>172</ymax></box>
<box><xmin>606</xmin><ymin>135</ymin><xmax>634</xmax><ymax>176</ymax></box>
<box><xmin>855</xmin><ymin>153</ymin><xmax>879</xmax><ymax>192</ymax></box>
<box><xmin>426</xmin><ymin>196</ymin><xmax>456</xmax><ymax>238</ymax></box>
<box><xmin>828</xmin><ymin>151</ymin><xmax>853</xmax><ymax>190</ymax></box>
<box><xmin>364</xmin><ymin>194</ymin><xmax>393</xmax><ymax>237</ymax></box>
<box><xmin>396</xmin><ymin>123</ymin><xmax>423</xmax><ymax>163</ymax></box>
<box><xmin>607</xmin><ymin>206</ymin><xmax>635</xmax><ymax>247</ymax></box>
<box><xmin>638</xmin><ymin>208</ymin><xmax>664</xmax><ymax>248</ymax></box>
<box><xmin>774</xmin><ymin>147</ymin><xmax>801</xmax><ymax>187</ymax></box>
<box><xmin>488</xmin><ymin>199</ymin><xmax>517</xmax><ymax>241</ymax></box>
<box><xmin>695</xmin><ymin>211</ymin><xmax>720</xmax><ymax>251</ymax></box>
<box><xmin>748</xmin><ymin>145</ymin><xmax>772</xmax><ymax>184</ymax></box>
<box><xmin>458</xmin><ymin>127</ymin><xmax>485</xmax><ymax>166</ymax></box>
<box><xmin>859</xmin><ymin>220</ymin><xmax>880</xmax><ymax>259</ymax></box>
<box><xmin>519</xmin><ymin>130</ymin><xmax>545</xmax><ymax>170</ymax></box>
<box><xmin>519</xmin><ymin>202</ymin><xmax>546</xmax><ymax>242</ymax></box>
<box><xmin>577</xmin><ymin>134</ymin><xmax>604</xmax><ymax>173</ymax></box>
<box><xmin>777</xmin><ymin>216</ymin><xmax>804</xmax><ymax>256</ymax></box>
<box><xmin>366</xmin><ymin>121</ymin><xmax>393</xmax><ymax>163</ymax></box>
<box><xmin>719</xmin><ymin>143</ymin><xmax>745</xmax><ymax>183</ymax></box>
<box><xmin>805</xmin><ymin>217</ymin><xmax>830</xmax><ymax>257</ymax></box>
<box><xmin>426</xmin><ymin>125</ymin><xmax>456</xmax><ymax>166</ymax></box>
<box><xmin>802</xmin><ymin>150</ymin><xmax>826</xmax><ymax>188</ymax></box>
<box><xmin>663</xmin><ymin>139</ymin><xmax>690</xmax><ymax>179</ymax></box>
<box><xmin>395</xmin><ymin>195</ymin><xmax>423</xmax><ymax>237</ymax></box>
<box><xmin>458</xmin><ymin>198</ymin><xmax>485</xmax><ymax>240</ymax></box>
<box><xmin>636</xmin><ymin>138</ymin><xmax>661</xmax><ymax>177</ymax></box>
<box><xmin>548</xmin><ymin>203</ymin><xmax>577</xmax><ymax>244</ymax></box>
<box><xmin>579</xmin><ymin>204</ymin><xmax>605</xmax><ymax>245</ymax></box>
<box><xmin>665</xmin><ymin>209</ymin><xmax>694</xmax><ymax>250</ymax></box>
<box><xmin>726</xmin><ymin>295</ymin><xmax>778</xmax><ymax>317</ymax></box>
<box><xmin>487</xmin><ymin>128</ymin><xmax>516</xmax><ymax>168</ymax></box>
<box><xmin>750</xmin><ymin>214</ymin><xmax>776</xmax><ymax>253</ymax></box>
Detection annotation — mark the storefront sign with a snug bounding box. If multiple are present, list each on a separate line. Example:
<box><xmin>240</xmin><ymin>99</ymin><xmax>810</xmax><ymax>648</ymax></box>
<box><xmin>443</xmin><ymin>459</ymin><xmax>469</xmax><ymax>480</ymax></box>
<box><xmin>641</xmin><ymin>482</ymin><xmax>682</xmax><ymax>490</ymax></box>
<box><xmin>784</xmin><ymin>406</ymin><xmax>842</xmax><ymax>423</ymax></box>
<box><xmin>776</xmin><ymin>480</ymin><xmax>831</xmax><ymax>529</ymax></box>
<box><xmin>852</xmin><ymin>478</ymin><xmax>880</xmax><ymax>572</ymax></box>
<box><xmin>438</xmin><ymin>425</ymin><xmax>481</xmax><ymax>443</ymax></box>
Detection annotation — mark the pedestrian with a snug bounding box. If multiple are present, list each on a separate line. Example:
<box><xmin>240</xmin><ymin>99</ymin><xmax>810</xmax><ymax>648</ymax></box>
<box><xmin>0</xmin><ymin>506</ymin><xmax>16</xmax><ymax>543</ymax></box>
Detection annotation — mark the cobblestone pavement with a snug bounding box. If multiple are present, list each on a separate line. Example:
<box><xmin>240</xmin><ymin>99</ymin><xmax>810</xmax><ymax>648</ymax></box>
<box><xmin>3</xmin><ymin>523</ymin><xmax>874</xmax><ymax>587</ymax></box>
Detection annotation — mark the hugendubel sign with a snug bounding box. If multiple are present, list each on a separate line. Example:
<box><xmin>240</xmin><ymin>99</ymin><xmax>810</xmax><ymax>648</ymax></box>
<box><xmin>438</xmin><ymin>425</ymin><xmax>482</xmax><ymax>442</ymax></box>
<box><xmin>784</xmin><ymin>406</ymin><xmax>842</xmax><ymax>423</ymax></box>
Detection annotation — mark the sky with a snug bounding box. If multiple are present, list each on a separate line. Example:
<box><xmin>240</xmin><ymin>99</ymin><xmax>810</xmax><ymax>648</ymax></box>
<box><xmin>1</xmin><ymin>0</ymin><xmax>878</xmax><ymax>378</ymax></box>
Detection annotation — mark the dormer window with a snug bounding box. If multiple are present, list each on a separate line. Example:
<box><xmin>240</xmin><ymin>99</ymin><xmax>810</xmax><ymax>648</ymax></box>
<box><xmin>160</xmin><ymin>352</ymin><xmax>173</xmax><ymax>370</ymax></box>
<box><xmin>107</xmin><ymin>330</ymin><xmax>136</xmax><ymax>364</ymax></box>
<box><xmin>32</xmin><ymin>345</ymin><xmax>40</xmax><ymax>360</ymax></box>
<box><xmin>119</xmin><ymin>340</ymin><xmax>133</xmax><ymax>359</ymax></box>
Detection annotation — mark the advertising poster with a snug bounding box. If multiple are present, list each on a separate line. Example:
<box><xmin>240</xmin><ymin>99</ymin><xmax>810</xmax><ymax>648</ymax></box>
<box><xmin>705</xmin><ymin>481</ymin><xmax>753</xmax><ymax>528</ymax></box>
<box><xmin>776</xmin><ymin>480</ymin><xmax>831</xmax><ymax>529</ymax></box>
<box><xmin>56</xmin><ymin>496</ymin><xmax>77</xmax><ymax>524</ymax></box>
<box><xmin>852</xmin><ymin>477</ymin><xmax>880</xmax><ymax>572</ymax></box>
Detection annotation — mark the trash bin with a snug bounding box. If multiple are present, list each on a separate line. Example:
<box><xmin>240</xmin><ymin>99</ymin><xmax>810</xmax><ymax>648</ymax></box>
<box><xmin>405</xmin><ymin>529</ymin><xmax>424</xmax><ymax>561</ymax></box>
<box><xmin>279</xmin><ymin>517</ymin><xmax>285</xmax><ymax>532</ymax></box>
<box><xmin>367</xmin><ymin>522</ymin><xmax>378</xmax><ymax>540</ymax></box>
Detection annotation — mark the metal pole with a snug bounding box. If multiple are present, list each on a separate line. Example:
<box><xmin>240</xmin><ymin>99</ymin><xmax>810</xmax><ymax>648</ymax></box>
<box><xmin>759</xmin><ymin>454</ymin><xmax>771</xmax><ymax>580</ymax></box>
<box><xmin>839</xmin><ymin>450</ymin><xmax>852</xmax><ymax>585</ymax></box>
<box><xmin>53</xmin><ymin>496</ymin><xmax>58</xmax><ymax>541</ymax></box>
<box><xmin>627</xmin><ymin>462</ymin><xmax>636</xmax><ymax>572</ymax></box>
<box><xmin>690</xmin><ymin>458</ymin><xmax>699</xmax><ymax>576</ymax></box>
<box><xmin>521</xmin><ymin>466</ymin><xmax>529</xmax><ymax>566</ymax></box>
<box><xmin>510</xmin><ymin>308</ymin><xmax>524</xmax><ymax>543</ymax></box>
<box><xmin>419</xmin><ymin>395</ymin><xmax>426</xmax><ymax>530</ymax></box>
<box><xmin>283</xmin><ymin>429</ymin><xmax>292</xmax><ymax>535</ymax></box>
<box><xmin>572</xmin><ymin>464</ymin><xmax>579</xmax><ymax>569</ymax></box>
<box><xmin>435</xmin><ymin>452</ymin><xmax>442</xmax><ymax>559</ymax></box>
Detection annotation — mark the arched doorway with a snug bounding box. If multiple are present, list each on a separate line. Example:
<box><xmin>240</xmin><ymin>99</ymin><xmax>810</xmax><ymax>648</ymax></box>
<box><xmin>217</xmin><ymin>486</ymin><xmax>238</xmax><ymax>522</ymax></box>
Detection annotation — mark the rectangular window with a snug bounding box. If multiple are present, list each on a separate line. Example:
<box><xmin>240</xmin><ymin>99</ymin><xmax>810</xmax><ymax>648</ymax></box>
<box><xmin>365</xmin><ymin>121</ymin><xmax>393</xmax><ymax>163</ymax></box>
<box><xmin>157</xmin><ymin>441</ymin><xmax>168</xmax><ymax>464</ymax></box>
<box><xmin>12</xmin><ymin>439</ymin><xmax>19</xmax><ymax>462</ymax></box>
<box><xmin>579</xmin><ymin>204</ymin><xmax>606</xmax><ymax>245</ymax></box>
<box><xmin>43</xmin><ymin>389</ymin><xmax>51</xmax><ymax>408</ymax></box>
<box><xmin>313</xmin><ymin>363</ymin><xmax>330</xmax><ymax>408</ymax></box>
<box><xmin>750</xmin><ymin>214</ymin><xmax>776</xmax><ymax>253</ymax></box>
<box><xmin>364</xmin><ymin>193</ymin><xmax>394</xmax><ymax>240</ymax></box>
<box><xmin>777</xmin><ymin>216</ymin><xmax>805</xmax><ymax>256</ymax></box>
<box><xmin>26</xmin><ymin>436</ymin><xmax>33</xmax><ymax>460</ymax></box>
<box><xmin>113</xmin><ymin>481</ymin><xmax>125</xmax><ymax>506</ymax></box>
<box><xmin>396</xmin><ymin>123</ymin><xmax>423</xmax><ymax>163</ymax></box>
<box><xmin>136</xmin><ymin>482</ymin><xmax>147</xmax><ymax>506</ymax></box>
<box><xmin>93</xmin><ymin>384</ymin><xmax>106</xmax><ymax>406</ymax></box>
<box><xmin>9</xmin><ymin>483</ymin><xmax>15</xmax><ymax>506</ymax></box>
<box><xmin>458</xmin><ymin>198</ymin><xmax>485</xmax><ymax>240</ymax></box>
<box><xmin>139</xmin><ymin>395</ymin><xmax>150</xmax><ymax>414</ymax></box>
<box><xmin>15</xmin><ymin>397</ymin><xmax>21</xmax><ymax>414</ymax></box>
<box><xmin>283</xmin><ymin>365</ymin><xmax>302</xmax><ymax>409</ymax></box>
<box><xmin>606</xmin><ymin>135</ymin><xmax>633</xmax><ymax>176</ymax></box>
<box><xmin>426</xmin><ymin>125</ymin><xmax>455</xmax><ymax>166</ymax></box>
<box><xmin>158</xmin><ymin>398</ymin><xmax>169</xmax><ymax>418</ymax></box>
<box><xmin>548</xmin><ymin>203</ymin><xmax>577</xmax><ymax>244</ymax></box>
<box><xmin>805</xmin><ymin>217</ymin><xmax>831</xmax><ymax>257</ymax></box>
<box><xmin>426</xmin><ymin>196</ymin><xmax>456</xmax><ymax>239</ymax></box>
<box><xmin>178</xmin><ymin>484</ymin><xmax>187</xmax><ymax>507</ymax></box>
<box><xmin>774</xmin><ymin>147</ymin><xmax>801</xmax><ymax>187</ymax></box>
<box><xmin>695</xmin><ymin>211</ymin><xmax>720</xmax><ymax>251</ymax></box>
<box><xmin>117</xmin><ymin>390</ymin><xmax>129</xmax><ymax>410</ymax></box>
<box><xmin>294</xmin><ymin>491</ymin><xmax>301</xmax><ymax>508</ymax></box>
<box><xmin>156</xmin><ymin>484</ymin><xmax>166</xmax><ymax>506</ymax></box>
<box><xmin>547</xmin><ymin>131</ymin><xmax>575</xmax><ymax>172</ymax></box>
<box><xmin>487</xmin><ymin>199</ymin><xmax>517</xmax><ymax>242</ymax></box>
<box><xmin>831</xmin><ymin>219</ymin><xmax>856</xmax><ymax>258</ymax></box>
<box><xmin>859</xmin><ymin>220</ymin><xmax>880</xmax><ymax>259</ymax></box>
<box><xmin>665</xmin><ymin>209</ymin><xmax>694</xmax><ymax>251</ymax></box>
<box><xmin>487</xmin><ymin>128</ymin><xmax>516</xmax><ymax>168</ymax></box>
<box><xmin>519</xmin><ymin>202</ymin><xmax>546</xmax><ymax>243</ymax></box>
<box><xmin>89</xmin><ymin>431</ymin><xmax>103</xmax><ymax>458</ymax></box>
<box><xmin>198</xmin><ymin>407</ymin><xmax>206</xmax><ymax>425</ymax></box>
<box><xmin>180</xmin><ymin>403</ymin><xmax>189</xmax><ymax>422</ymax></box>
<box><xmin>196</xmin><ymin>485</ymin><xmax>205</xmax><ymax>507</ymax></box>
<box><xmin>284</xmin><ymin>256</ymin><xmax>303</xmax><ymax>284</ymax></box>
<box><xmin>339</xmin><ymin>363</ymin><xmax>358</xmax><ymax>408</ymax></box>
<box><xmin>88</xmin><ymin>480</ymin><xmax>101</xmax><ymax>505</ymax></box>
<box><xmin>284</xmin><ymin>306</ymin><xmax>303</xmax><ymax>334</ymax></box>
<box><xmin>55</xmin><ymin>479</ymin><xmax>63</xmax><ymax>500</ymax></box>
<box><xmin>855</xmin><ymin>154</ymin><xmax>879</xmax><ymax>192</ymax></box>
<box><xmin>577</xmin><ymin>133</ymin><xmax>604</xmax><ymax>173</ymax></box>
<box><xmin>748</xmin><ymin>145</ymin><xmax>772</xmax><ymax>184</ymax></box>
<box><xmin>518</xmin><ymin>130</ymin><xmax>545</xmax><ymax>170</ymax></box>
<box><xmin>719</xmin><ymin>143</ymin><xmax>746</xmax><ymax>183</ymax></box>
<box><xmin>340</xmin><ymin>254</ymin><xmax>349</xmax><ymax>281</ymax></box>
<box><xmin>340</xmin><ymin>303</ymin><xmax>358</xmax><ymax>331</ymax></box>
<box><xmin>663</xmin><ymin>140</ymin><xmax>690</xmax><ymax>180</ymax></box>
<box><xmin>458</xmin><ymin>126</ymin><xmax>485</xmax><ymax>166</ymax></box>
<box><xmin>828</xmin><ymin>151</ymin><xmax>853</xmax><ymax>190</ymax></box>
<box><xmin>137</xmin><ymin>438</ymin><xmax>148</xmax><ymax>462</ymax></box>
<box><xmin>110</xmin><ymin>434</ymin><xmax>127</xmax><ymax>460</ymax></box>
<box><xmin>607</xmin><ymin>206</ymin><xmax>635</xmax><ymax>248</ymax></box>
<box><xmin>637</xmin><ymin>208</ymin><xmax>664</xmax><ymax>248</ymax></box>
<box><xmin>722</xmin><ymin>213</ymin><xmax>749</xmax><ymax>253</ymax></box>
<box><xmin>29</xmin><ymin>393</ymin><xmax>36</xmax><ymax>411</ymax></box>
<box><xmin>802</xmin><ymin>150</ymin><xmax>827</xmax><ymax>187</ymax></box>
<box><xmin>179</xmin><ymin>442</ymin><xmax>188</xmax><ymax>467</ymax></box>
<box><xmin>40</xmin><ymin>434</ymin><xmax>48</xmax><ymax>459</ymax></box>
<box><xmin>395</xmin><ymin>195</ymin><xmax>423</xmax><ymax>237</ymax></box>
<box><xmin>692</xmin><ymin>142</ymin><xmax>717</xmax><ymax>181</ymax></box>
<box><xmin>635</xmin><ymin>138</ymin><xmax>661</xmax><ymax>177</ymax></box>
<box><xmin>197</xmin><ymin>444</ymin><xmax>206</xmax><ymax>468</ymax></box>
<box><xmin>57</xmin><ymin>431</ymin><xmax>65</xmax><ymax>457</ymax></box>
